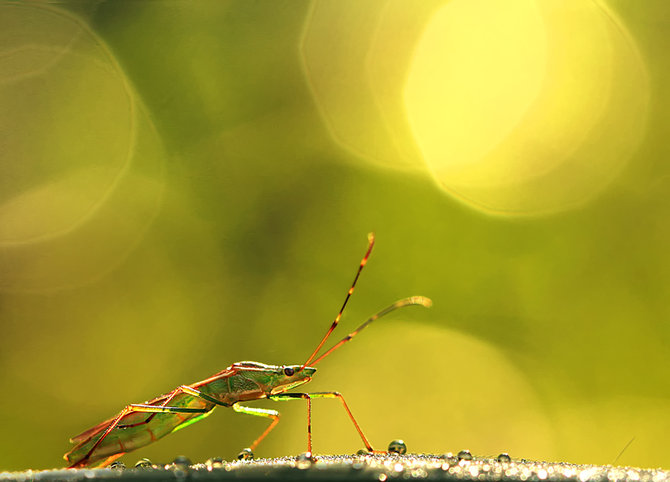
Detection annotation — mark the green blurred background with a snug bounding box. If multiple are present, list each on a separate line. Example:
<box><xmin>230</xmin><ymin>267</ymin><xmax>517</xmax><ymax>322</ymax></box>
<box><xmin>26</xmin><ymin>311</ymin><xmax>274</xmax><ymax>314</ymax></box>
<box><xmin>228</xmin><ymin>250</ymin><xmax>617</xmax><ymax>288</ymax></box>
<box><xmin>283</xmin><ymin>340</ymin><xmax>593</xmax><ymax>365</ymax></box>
<box><xmin>0</xmin><ymin>0</ymin><xmax>668</xmax><ymax>471</ymax></box>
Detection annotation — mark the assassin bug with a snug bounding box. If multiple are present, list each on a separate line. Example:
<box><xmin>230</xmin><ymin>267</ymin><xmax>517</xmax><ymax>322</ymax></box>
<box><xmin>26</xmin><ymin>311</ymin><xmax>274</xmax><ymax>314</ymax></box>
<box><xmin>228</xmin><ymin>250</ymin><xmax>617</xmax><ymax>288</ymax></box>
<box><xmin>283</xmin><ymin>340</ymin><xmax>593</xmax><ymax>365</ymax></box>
<box><xmin>64</xmin><ymin>233</ymin><xmax>431</xmax><ymax>468</ymax></box>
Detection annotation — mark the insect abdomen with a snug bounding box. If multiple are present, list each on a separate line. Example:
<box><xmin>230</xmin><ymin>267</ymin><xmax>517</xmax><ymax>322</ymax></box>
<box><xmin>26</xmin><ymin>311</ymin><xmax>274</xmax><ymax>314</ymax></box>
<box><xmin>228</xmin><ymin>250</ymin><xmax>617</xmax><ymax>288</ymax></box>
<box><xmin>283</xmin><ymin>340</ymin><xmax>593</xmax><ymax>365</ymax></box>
<box><xmin>65</xmin><ymin>394</ymin><xmax>213</xmax><ymax>467</ymax></box>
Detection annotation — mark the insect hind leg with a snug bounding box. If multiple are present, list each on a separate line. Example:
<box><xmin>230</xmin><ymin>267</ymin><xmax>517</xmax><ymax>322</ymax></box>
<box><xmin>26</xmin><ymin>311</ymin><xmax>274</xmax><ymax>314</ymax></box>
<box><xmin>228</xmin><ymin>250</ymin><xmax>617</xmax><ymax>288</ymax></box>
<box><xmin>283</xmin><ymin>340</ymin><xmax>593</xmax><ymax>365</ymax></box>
<box><xmin>73</xmin><ymin>387</ymin><xmax>219</xmax><ymax>468</ymax></box>
<box><xmin>232</xmin><ymin>403</ymin><xmax>280</xmax><ymax>451</ymax></box>
<box><xmin>118</xmin><ymin>385</ymin><xmax>219</xmax><ymax>428</ymax></box>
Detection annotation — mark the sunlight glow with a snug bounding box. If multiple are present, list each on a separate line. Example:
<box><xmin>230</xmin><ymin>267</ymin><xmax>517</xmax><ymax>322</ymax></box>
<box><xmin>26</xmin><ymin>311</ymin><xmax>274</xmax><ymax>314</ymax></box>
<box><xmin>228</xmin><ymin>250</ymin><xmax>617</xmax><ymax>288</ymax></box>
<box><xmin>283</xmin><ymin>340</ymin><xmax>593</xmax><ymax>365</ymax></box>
<box><xmin>405</xmin><ymin>0</ymin><xmax>649</xmax><ymax>216</ymax></box>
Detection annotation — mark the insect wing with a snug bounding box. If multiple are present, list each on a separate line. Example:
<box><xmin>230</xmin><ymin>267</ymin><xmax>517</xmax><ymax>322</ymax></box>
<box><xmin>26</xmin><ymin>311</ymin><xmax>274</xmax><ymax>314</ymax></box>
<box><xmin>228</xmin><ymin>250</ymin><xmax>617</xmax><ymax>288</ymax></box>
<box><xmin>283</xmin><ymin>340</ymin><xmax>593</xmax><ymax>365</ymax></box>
<box><xmin>66</xmin><ymin>391</ymin><xmax>213</xmax><ymax>467</ymax></box>
<box><xmin>68</xmin><ymin>389</ymin><xmax>175</xmax><ymax>444</ymax></box>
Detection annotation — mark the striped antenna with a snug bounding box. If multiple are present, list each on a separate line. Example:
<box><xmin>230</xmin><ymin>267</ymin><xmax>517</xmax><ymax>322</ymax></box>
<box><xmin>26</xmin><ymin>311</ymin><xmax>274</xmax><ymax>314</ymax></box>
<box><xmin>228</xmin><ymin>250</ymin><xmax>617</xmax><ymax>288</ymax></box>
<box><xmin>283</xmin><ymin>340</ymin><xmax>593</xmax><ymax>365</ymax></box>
<box><xmin>301</xmin><ymin>233</ymin><xmax>375</xmax><ymax>369</ymax></box>
<box><xmin>310</xmin><ymin>296</ymin><xmax>432</xmax><ymax>366</ymax></box>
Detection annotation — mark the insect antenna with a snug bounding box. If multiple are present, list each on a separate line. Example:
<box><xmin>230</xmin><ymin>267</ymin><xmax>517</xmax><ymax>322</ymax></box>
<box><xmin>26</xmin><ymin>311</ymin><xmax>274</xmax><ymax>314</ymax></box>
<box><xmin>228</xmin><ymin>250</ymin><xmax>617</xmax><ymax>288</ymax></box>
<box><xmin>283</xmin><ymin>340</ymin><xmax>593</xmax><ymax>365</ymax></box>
<box><xmin>612</xmin><ymin>436</ymin><xmax>635</xmax><ymax>465</ymax></box>
<box><xmin>309</xmin><ymin>296</ymin><xmax>432</xmax><ymax>366</ymax></box>
<box><xmin>301</xmin><ymin>233</ymin><xmax>376</xmax><ymax>370</ymax></box>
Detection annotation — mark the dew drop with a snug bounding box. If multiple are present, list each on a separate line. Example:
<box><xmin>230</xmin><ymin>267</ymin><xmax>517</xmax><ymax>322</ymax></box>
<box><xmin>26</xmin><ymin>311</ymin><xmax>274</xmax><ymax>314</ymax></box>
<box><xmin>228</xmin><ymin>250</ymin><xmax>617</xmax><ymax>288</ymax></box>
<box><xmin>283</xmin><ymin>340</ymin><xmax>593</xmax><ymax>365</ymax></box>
<box><xmin>441</xmin><ymin>453</ymin><xmax>458</xmax><ymax>466</ymax></box>
<box><xmin>134</xmin><ymin>458</ymin><xmax>153</xmax><ymax>468</ymax></box>
<box><xmin>237</xmin><ymin>448</ymin><xmax>254</xmax><ymax>460</ymax></box>
<box><xmin>297</xmin><ymin>452</ymin><xmax>314</xmax><ymax>469</ymax></box>
<box><xmin>388</xmin><ymin>439</ymin><xmax>407</xmax><ymax>455</ymax></box>
<box><xmin>110</xmin><ymin>461</ymin><xmax>126</xmax><ymax>470</ymax></box>
<box><xmin>356</xmin><ymin>449</ymin><xmax>370</xmax><ymax>456</ymax></box>
<box><xmin>206</xmin><ymin>457</ymin><xmax>224</xmax><ymax>470</ymax></box>
<box><xmin>172</xmin><ymin>456</ymin><xmax>191</xmax><ymax>467</ymax></box>
<box><xmin>497</xmin><ymin>453</ymin><xmax>511</xmax><ymax>463</ymax></box>
<box><xmin>457</xmin><ymin>449</ymin><xmax>473</xmax><ymax>461</ymax></box>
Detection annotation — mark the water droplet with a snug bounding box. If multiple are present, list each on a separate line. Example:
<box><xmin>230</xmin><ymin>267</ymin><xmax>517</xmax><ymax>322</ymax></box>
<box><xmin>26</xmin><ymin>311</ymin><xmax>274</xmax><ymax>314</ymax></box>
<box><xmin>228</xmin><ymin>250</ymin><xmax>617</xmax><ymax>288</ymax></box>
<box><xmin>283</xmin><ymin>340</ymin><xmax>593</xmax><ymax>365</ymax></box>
<box><xmin>388</xmin><ymin>439</ymin><xmax>407</xmax><ymax>455</ymax></box>
<box><xmin>457</xmin><ymin>449</ymin><xmax>473</xmax><ymax>461</ymax></box>
<box><xmin>237</xmin><ymin>448</ymin><xmax>254</xmax><ymax>460</ymax></box>
<box><xmin>441</xmin><ymin>453</ymin><xmax>458</xmax><ymax>466</ymax></box>
<box><xmin>172</xmin><ymin>456</ymin><xmax>191</xmax><ymax>467</ymax></box>
<box><xmin>134</xmin><ymin>458</ymin><xmax>153</xmax><ymax>468</ymax></box>
<box><xmin>356</xmin><ymin>449</ymin><xmax>370</xmax><ymax>456</ymax></box>
<box><xmin>497</xmin><ymin>453</ymin><xmax>511</xmax><ymax>463</ymax></box>
<box><xmin>110</xmin><ymin>461</ymin><xmax>126</xmax><ymax>470</ymax></box>
<box><xmin>206</xmin><ymin>457</ymin><xmax>224</xmax><ymax>470</ymax></box>
<box><xmin>297</xmin><ymin>452</ymin><xmax>314</xmax><ymax>469</ymax></box>
<box><xmin>379</xmin><ymin>474</ymin><xmax>388</xmax><ymax>482</ymax></box>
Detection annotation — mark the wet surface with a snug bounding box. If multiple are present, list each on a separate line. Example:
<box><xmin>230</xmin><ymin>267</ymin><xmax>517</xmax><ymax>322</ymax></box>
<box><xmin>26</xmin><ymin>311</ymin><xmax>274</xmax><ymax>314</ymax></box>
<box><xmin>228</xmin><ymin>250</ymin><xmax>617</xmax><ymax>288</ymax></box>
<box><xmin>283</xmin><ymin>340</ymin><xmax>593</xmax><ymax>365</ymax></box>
<box><xmin>2</xmin><ymin>453</ymin><xmax>668</xmax><ymax>481</ymax></box>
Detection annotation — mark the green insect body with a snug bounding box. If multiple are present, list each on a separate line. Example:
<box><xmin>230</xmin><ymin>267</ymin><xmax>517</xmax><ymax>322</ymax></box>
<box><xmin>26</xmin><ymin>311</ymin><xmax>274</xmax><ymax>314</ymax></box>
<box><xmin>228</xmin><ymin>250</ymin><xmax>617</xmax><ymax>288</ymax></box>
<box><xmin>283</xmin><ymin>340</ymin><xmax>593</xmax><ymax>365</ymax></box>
<box><xmin>64</xmin><ymin>234</ymin><xmax>431</xmax><ymax>468</ymax></box>
<box><xmin>65</xmin><ymin>364</ymin><xmax>314</xmax><ymax>468</ymax></box>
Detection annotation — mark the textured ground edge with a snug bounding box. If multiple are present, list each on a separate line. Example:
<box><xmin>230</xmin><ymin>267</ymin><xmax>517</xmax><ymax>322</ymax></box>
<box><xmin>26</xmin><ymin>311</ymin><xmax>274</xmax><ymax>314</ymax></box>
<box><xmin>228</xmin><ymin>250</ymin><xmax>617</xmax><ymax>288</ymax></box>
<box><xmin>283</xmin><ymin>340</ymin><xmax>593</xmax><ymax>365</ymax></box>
<box><xmin>1</xmin><ymin>453</ymin><xmax>668</xmax><ymax>482</ymax></box>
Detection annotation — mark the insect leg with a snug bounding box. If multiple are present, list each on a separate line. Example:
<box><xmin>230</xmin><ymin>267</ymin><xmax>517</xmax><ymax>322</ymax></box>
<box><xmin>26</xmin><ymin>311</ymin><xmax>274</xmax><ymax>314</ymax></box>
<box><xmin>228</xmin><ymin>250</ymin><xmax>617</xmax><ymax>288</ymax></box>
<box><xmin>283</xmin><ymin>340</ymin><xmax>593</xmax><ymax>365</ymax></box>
<box><xmin>118</xmin><ymin>385</ymin><xmax>223</xmax><ymax>429</ymax></box>
<box><xmin>270</xmin><ymin>391</ymin><xmax>378</xmax><ymax>453</ymax></box>
<box><xmin>72</xmin><ymin>402</ymin><xmax>211</xmax><ymax>468</ymax></box>
<box><xmin>75</xmin><ymin>387</ymin><xmax>221</xmax><ymax>468</ymax></box>
<box><xmin>267</xmin><ymin>393</ymin><xmax>313</xmax><ymax>452</ymax></box>
<box><xmin>232</xmin><ymin>403</ymin><xmax>281</xmax><ymax>451</ymax></box>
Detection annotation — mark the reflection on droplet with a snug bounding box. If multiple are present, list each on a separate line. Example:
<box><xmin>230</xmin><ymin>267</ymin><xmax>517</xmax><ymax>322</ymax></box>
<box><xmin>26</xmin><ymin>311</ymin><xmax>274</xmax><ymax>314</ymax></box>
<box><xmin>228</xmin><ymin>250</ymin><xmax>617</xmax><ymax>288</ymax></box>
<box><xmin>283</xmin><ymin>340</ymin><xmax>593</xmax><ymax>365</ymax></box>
<box><xmin>237</xmin><ymin>448</ymin><xmax>254</xmax><ymax>460</ymax></box>
<box><xmin>457</xmin><ymin>449</ymin><xmax>473</xmax><ymax>461</ymax></box>
<box><xmin>297</xmin><ymin>452</ymin><xmax>314</xmax><ymax>469</ymax></box>
<box><xmin>134</xmin><ymin>458</ymin><xmax>153</xmax><ymax>468</ymax></box>
<box><xmin>497</xmin><ymin>453</ymin><xmax>512</xmax><ymax>463</ymax></box>
<box><xmin>388</xmin><ymin>439</ymin><xmax>407</xmax><ymax>455</ymax></box>
<box><xmin>110</xmin><ymin>461</ymin><xmax>126</xmax><ymax>470</ymax></box>
<box><xmin>441</xmin><ymin>453</ymin><xmax>458</xmax><ymax>467</ymax></box>
<box><xmin>206</xmin><ymin>457</ymin><xmax>224</xmax><ymax>470</ymax></box>
<box><xmin>171</xmin><ymin>456</ymin><xmax>191</xmax><ymax>467</ymax></box>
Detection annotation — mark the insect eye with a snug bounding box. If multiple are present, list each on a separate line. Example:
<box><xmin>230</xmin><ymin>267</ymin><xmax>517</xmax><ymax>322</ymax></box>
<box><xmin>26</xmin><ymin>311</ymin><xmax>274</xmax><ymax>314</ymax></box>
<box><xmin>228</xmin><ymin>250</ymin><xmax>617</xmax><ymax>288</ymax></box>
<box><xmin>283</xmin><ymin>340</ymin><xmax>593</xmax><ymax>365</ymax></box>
<box><xmin>283</xmin><ymin>367</ymin><xmax>295</xmax><ymax>377</ymax></box>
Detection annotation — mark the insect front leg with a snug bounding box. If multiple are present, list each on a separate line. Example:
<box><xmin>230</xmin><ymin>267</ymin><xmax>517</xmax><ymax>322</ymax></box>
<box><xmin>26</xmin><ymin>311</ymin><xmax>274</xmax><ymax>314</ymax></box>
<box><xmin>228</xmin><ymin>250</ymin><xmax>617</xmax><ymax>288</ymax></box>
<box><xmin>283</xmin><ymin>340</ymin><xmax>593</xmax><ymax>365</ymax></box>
<box><xmin>232</xmin><ymin>403</ymin><xmax>280</xmax><ymax>451</ymax></box>
<box><xmin>267</xmin><ymin>393</ymin><xmax>313</xmax><ymax>452</ymax></box>
<box><xmin>269</xmin><ymin>391</ymin><xmax>378</xmax><ymax>454</ymax></box>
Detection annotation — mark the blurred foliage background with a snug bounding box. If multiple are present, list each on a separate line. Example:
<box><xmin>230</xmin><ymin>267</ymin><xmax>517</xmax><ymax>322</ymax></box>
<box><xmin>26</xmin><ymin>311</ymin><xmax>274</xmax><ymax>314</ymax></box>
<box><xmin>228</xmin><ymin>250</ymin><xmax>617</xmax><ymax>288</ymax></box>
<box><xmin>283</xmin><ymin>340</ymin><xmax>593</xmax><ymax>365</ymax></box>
<box><xmin>0</xmin><ymin>0</ymin><xmax>668</xmax><ymax>471</ymax></box>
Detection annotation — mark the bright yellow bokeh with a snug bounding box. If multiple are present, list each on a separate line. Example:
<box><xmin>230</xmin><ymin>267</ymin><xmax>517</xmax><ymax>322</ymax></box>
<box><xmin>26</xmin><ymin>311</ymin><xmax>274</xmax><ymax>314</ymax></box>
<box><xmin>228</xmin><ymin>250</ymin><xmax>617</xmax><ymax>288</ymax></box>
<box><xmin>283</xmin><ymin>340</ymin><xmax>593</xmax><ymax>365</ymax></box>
<box><xmin>300</xmin><ymin>0</ymin><xmax>442</xmax><ymax>170</ymax></box>
<box><xmin>405</xmin><ymin>0</ymin><xmax>649</xmax><ymax>215</ymax></box>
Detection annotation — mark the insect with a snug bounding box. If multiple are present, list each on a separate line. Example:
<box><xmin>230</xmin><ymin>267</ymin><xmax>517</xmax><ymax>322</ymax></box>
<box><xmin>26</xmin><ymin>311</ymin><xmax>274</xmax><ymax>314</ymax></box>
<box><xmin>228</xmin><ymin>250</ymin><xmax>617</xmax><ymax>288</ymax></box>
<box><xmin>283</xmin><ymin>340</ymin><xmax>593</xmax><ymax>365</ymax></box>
<box><xmin>64</xmin><ymin>233</ymin><xmax>431</xmax><ymax>468</ymax></box>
